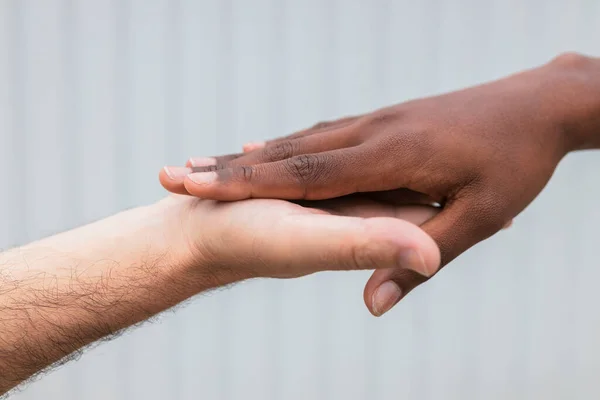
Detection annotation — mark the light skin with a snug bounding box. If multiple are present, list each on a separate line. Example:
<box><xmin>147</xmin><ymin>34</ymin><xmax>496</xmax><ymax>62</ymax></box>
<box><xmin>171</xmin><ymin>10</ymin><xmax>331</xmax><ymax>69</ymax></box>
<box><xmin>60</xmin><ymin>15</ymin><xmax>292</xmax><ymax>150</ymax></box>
<box><xmin>0</xmin><ymin>193</ymin><xmax>439</xmax><ymax>395</ymax></box>
<box><xmin>162</xmin><ymin>52</ymin><xmax>600</xmax><ymax>315</ymax></box>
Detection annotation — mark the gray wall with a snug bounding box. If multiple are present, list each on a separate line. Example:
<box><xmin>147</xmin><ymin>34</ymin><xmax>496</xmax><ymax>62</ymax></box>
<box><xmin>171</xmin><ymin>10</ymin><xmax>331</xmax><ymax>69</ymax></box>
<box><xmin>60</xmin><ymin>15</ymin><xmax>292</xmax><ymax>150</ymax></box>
<box><xmin>2</xmin><ymin>0</ymin><xmax>600</xmax><ymax>399</ymax></box>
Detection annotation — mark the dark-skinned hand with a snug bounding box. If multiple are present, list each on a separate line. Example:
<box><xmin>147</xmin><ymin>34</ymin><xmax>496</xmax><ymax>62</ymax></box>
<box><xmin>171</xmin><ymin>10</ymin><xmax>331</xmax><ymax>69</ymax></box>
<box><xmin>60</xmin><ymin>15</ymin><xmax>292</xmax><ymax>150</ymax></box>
<box><xmin>161</xmin><ymin>53</ymin><xmax>600</xmax><ymax>314</ymax></box>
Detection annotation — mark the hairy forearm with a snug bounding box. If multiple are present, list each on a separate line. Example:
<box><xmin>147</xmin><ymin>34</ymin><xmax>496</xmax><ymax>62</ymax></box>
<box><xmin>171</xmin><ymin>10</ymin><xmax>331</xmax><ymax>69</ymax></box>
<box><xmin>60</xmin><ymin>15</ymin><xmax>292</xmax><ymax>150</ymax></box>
<box><xmin>0</xmin><ymin>201</ymin><xmax>217</xmax><ymax>394</ymax></box>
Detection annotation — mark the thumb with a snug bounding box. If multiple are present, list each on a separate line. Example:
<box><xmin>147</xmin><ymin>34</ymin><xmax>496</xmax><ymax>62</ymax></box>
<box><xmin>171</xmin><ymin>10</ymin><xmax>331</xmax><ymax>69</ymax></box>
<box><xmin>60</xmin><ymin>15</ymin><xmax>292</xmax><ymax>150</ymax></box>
<box><xmin>257</xmin><ymin>214</ymin><xmax>440</xmax><ymax>279</ymax></box>
<box><xmin>364</xmin><ymin>198</ymin><xmax>505</xmax><ymax>316</ymax></box>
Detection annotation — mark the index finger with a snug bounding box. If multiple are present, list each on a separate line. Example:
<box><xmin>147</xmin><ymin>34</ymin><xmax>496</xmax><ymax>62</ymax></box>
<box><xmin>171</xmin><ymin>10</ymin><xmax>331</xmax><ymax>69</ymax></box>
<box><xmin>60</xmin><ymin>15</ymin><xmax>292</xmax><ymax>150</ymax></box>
<box><xmin>183</xmin><ymin>147</ymin><xmax>393</xmax><ymax>201</ymax></box>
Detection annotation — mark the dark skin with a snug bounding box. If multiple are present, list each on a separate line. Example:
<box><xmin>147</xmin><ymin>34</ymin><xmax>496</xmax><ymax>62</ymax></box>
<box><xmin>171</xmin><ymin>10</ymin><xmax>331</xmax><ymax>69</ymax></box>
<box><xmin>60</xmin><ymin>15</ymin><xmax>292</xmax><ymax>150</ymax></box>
<box><xmin>161</xmin><ymin>52</ymin><xmax>600</xmax><ymax>314</ymax></box>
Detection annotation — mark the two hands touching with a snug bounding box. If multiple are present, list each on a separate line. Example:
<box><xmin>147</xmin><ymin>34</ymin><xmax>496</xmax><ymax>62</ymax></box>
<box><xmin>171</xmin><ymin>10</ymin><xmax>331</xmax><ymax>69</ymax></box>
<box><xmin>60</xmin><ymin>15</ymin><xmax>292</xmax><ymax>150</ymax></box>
<box><xmin>3</xmin><ymin>52</ymin><xmax>600</xmax><ymax>394</ymax></box>
<box><xmin>161</xmin><ymin>52</ymin><xmax>600</xmax><ymax>315</ymax></box>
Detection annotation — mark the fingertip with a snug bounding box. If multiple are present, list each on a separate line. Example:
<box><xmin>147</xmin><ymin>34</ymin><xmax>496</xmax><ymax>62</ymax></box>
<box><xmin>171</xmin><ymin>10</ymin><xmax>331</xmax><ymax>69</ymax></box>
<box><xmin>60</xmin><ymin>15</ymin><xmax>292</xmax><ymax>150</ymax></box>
<box><xmin>187</xmin><ymin>157</ymin><xmax>217</xmax><ymax>168</ymax></box>
<box><xmin>183</xmin><ymin>172</ymin><xmax>216</xmax><ymax>196</ymax></box>
<box><xmin>360</xmin><ymin>218</ymin><xmax>441</xmax><ymax>317</ymax></box>
<box><xmin>363</xmin><ymin>267</ymin><xmax>429</xmax><ymax>317</ymax></box>
<box><xmin>243</xmin><ymin>142</ymin><xmax>266</xmax><ymax>152</ymax></box>
<box><xmin>370</xmin><ymin>280</ymin><xmax>403</xmax><ymax>317</ymax></box>
<box><xmin>416</xmin><ymin>234</ymin><xmax>441</xmax><ymax>277</ymax></box>
<box><xmin>363</xmin><ymin>218</ymin><xmax>441</xmax><ymax>277</ymax></box>
<box><xmin>402</xmin><ymin>226</ymin><xmax>441</xmax><ymax>278</ymax></box>
<box><xmin>188</xmin><ymin>171</ymin><xmax>217</xmax><ymax>184</ymax></box>
<box><xmin>159</xmin><ymin>166</ymin><xmax>192</xmax><ymax>195</ymax></box>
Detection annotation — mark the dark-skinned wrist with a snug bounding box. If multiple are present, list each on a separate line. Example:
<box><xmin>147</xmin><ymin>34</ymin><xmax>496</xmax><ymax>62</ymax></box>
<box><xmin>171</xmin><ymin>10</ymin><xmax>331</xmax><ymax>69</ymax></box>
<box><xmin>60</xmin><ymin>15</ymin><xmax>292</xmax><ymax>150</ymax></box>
<box><xmin>544</xmin><ymin>52</ymin><xmax>600</xmax><ymax>152</ymax></box>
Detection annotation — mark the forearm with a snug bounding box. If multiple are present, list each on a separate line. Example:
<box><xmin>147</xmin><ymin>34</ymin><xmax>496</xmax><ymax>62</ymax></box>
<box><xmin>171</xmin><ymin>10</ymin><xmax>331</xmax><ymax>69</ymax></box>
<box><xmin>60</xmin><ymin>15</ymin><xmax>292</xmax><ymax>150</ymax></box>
<box><xmin>0</xmin><ymin>200</ymin><xmax>219</xmax><ymax>394</ymax></box>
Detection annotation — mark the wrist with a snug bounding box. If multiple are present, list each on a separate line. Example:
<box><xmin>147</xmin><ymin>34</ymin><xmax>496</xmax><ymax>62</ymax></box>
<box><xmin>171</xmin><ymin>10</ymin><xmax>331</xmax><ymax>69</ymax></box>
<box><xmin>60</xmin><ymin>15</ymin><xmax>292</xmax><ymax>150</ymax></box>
<box><xmin>43</xmin><ymin>198</ymin><xmax>238</xmax><ymax>301</ymax></box>
<box><xmin>542</xmin><ymin>52</ymin><xmax>600</xmax><ymax>151</ymax></box>
<box><xmin>148</xmin><ymin>196</ymin><xmax>249</xmax><ymax>288</ymax></box>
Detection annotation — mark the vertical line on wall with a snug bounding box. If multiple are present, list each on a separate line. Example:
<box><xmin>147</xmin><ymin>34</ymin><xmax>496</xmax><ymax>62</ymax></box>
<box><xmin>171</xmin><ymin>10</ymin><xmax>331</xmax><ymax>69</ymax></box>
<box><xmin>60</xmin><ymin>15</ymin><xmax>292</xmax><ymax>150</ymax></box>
<box><xmin>8</xmin><ymin>0</ymin><xmax>28</xmax><ymax>246</ymax></box>
<box><xmin>216</xmin><ymin>1</ymin><xmax>235</xmax><ymax>399</ymax></box>
<box><xmin>165</xmin><ymin>1</ymin><xmax>184</xmax><ymax>398</ymax></box>
<box><xmin>113</xmin><ymin>1</ymin><xmax>134</xmax><ymax>399</ymax></box>
<box><xmin>268</xmin><ymin>0</ymin><xmax>286</xmax><ymax>399</ymax></box>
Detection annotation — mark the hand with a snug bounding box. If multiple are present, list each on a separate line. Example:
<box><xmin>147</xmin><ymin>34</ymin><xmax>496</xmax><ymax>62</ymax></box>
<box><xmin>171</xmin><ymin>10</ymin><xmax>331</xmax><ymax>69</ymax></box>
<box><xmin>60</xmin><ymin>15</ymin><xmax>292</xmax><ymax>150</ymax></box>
<box><xmin>161</xmin><ymin>54</ymin><xmax>600</xmax><ymax>302</ymax></box>
<box><xmin>0</xmin><ymin>193</ymin><xmax>439</xmax><ymax>392</ymax></box>
<box><xmin>159</xmin><ymin>191</ymin><xmax>440</xmax><ymax>315</ymax></box>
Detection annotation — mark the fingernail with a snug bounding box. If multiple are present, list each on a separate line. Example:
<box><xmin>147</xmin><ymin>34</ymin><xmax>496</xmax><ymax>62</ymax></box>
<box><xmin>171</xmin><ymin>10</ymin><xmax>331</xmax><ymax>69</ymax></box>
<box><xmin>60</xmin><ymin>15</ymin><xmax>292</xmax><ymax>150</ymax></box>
<box><xmin>188</xmin><ymin>171</ymin><xmax>217</xmax><ymax>185</ymax></box>
<box><xmin>503</xmin><ymin>219</ymin><xmax>513</xmax><ymax>230</ymax></box>
<box><xmin>372</xmin><ymin>281</ymin><xmax>402</xmax><ymax>317</ymax></box>
<box><xmin>399</xmin><ymin>249</ymin><xmax>434</xmax><ymax>277</ymax></box>
<box><xmin>188</xmin><ymin>157</ymin><xmax>217</xmax><ymax>167</ymax></box>
<box><xmin>243</xmin><ymin>142</ymin><xmax>265</xmax><ymax>152</ymax></box>
<box><xmin>164</xmin><ymin>166</ymin><xmax>192</xmax><ymax>179</ymax></box>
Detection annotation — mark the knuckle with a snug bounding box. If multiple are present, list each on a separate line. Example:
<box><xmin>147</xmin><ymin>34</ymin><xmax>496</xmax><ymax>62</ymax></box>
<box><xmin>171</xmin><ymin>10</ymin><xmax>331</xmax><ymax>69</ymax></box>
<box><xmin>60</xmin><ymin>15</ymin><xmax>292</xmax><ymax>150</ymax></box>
<box><xmin>235</xmin><ymin>166</ymin><xmax>255</xmax><ymax>183</ymax></box>
<box><xmin>262</xmin><ymin>140</ymin><xmax>297</xmax><ymax>162</ymax></box>
<box><xmin>551</xmin><ymin>52</ymin><xmax>589</xmax><ymax>69</ymax></box>
<box><xmin>200</xmin><ymin>164</ymin><xmax>227</xmax><ymax>173</ymax></box>
<box><xmin>311</xmin><ymin>121</ymin><xmax>332</xmax><ymax>130</ymax></box>
<box><xmin>357</xmin><ymin>110</ymin><xmax>402</xmax><ymax>135</ymax></box>
<box><xmin>365</xmin><ymin>110</ymin><xmax>398</xmax><ymax>126</ymax></box>
<box><xmin>284</xmin><ymin>154</ymin><xmax>326</xmax><ymax>187</ymax></box>
<box><xmin>349</xmin><ymin>237</ymin><xmax>382</xmax><ymax>270</ymax></box>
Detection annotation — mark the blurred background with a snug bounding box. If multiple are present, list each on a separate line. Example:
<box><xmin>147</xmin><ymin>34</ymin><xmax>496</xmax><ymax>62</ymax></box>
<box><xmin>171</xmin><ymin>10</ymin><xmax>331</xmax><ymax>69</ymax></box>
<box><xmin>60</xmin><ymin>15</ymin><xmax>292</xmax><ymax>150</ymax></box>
<box><xmin>1</xmin><ymin>0</ymin><xmax>600</xmax><ymax>399</ymax></box>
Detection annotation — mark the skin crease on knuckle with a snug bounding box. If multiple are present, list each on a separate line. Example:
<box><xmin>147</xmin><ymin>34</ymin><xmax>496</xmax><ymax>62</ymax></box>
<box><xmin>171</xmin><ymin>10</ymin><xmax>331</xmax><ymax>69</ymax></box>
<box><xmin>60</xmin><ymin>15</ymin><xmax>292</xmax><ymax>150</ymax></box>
<box><xmin>212</xmin><ymin>166</ymin><xmax>255</xmax><ymax>191</ymax></box>
<box><xmin>262</xmin><ymin>140</ymin><xmax>298</xmax><ymax>163</ymax></box>
<box><xmin>283</xmin><ymin>154</ymin><xmax>329</xmax><ymax>199</ymax></box>
<box><xmin>312</xmin><ymin>121</ymin><xmax>335</xmax><ymax>130</ymax></box>
<box><xmin>239</xmin><ymin>166</ymin><xmax>255</xmax><ymax>184</ymax></box>
<box><xmin>362</xmin><ymin>109</ymin><xmax>403</xmax><ymax>130</ymax></box>
<box><xmin>354</xmin><ymin>217</ymin><xmax>434</xmax><ymax>272</ymax></box>
<box><xmin>347</xmin><ymin>223</ymin><xmax>392</xmax><ymax>271</ymax></box>
<box><xmin>191</xmin><ymin>164</ymin><xmax>228</xmax><ymax>173</ymax></box>
<box><xmin>349</xmin><ymin>237</ymin><xmax>381</xmax><ymax>271</ymax></box>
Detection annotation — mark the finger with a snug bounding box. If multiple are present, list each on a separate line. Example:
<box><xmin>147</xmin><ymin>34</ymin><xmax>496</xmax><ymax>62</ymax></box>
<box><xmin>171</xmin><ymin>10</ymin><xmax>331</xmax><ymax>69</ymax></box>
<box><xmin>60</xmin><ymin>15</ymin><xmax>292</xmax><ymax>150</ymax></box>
<box><xmin>186</xmin><ymin>153</ymin><xmax>243</xmax><ymax>168</ymax></box>
<box><xmin>243</xmin><ymin>142</ymin><xmax>265</xmax><ymax>153</ymax></box>
<box><xmin>184</xmin><ymin>146</ymin><xmax>401</xmax><ymax>201</ymax></box>
<box><xmin>259</xmin><ymin>214</ymin><xmax>440</xmax><ymax>278</ymax></box>
<box><xmin>159</xmin><ymin>154</ymin><xmax>244</xmax><ymax>196</ymax></box>
<box><xmin>266</xmin><ymin>116</ymin><xmax>361</xmax><ymax>145</ymax></box>
<box><xmin>392</xmin><ymin>203</ymin><xmax>439</xmax><ymax>224</ymax></box>
<box><xmin>159</xmin><ymin>166</ymin><xmax>193</xmax><ymax>195</ymax></box>
<box><xmin>236</xmin><ymin>130</ymin><xmax>361</xmax><ymax>167</ymax></box>
<box><xmin>185</xmin><ymin>157</ymin><xmax>215</xmax><ymax>168</ymax></box>
<box><xmin>242</xmin><ymin>115</ymin><xmax>361</xmax><ymax>151</ymax></box>
<box><xmin>364</xmin><ymin>197</ymin><xmax>506</xmax><ymax>316</ymax></box>
<box><xmin>193</xmin><ymin>130</ymin><xmax>360</xmax><ymax>178</ymax></box>
<box><xmin>364</xmin><ymin>268</ymin><xmax>428</xmax><ymax>316</ymax></box>
<box><xmin>193</xmin><ymin>116</ymin><xmax>361</xmax><ymax>175</ymax></box>
<box><xmin>198</xmin><ymin>117</ymin><xmax>362</xmax><ymax>172</ymax></box>
<box><xmin>421</xmin><ymin>197</ymin><xmax>506</xmax><ymax>265</ymax></box>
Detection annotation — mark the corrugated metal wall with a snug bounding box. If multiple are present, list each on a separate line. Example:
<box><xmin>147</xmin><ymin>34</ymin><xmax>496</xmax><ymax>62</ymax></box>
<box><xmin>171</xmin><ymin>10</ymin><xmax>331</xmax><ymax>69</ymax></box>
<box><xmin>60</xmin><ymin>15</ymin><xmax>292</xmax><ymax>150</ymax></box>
<box><xmin>2</xmin><ymin>1</ymin><xmax>600</xmax><ymax>399</ymax></box>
